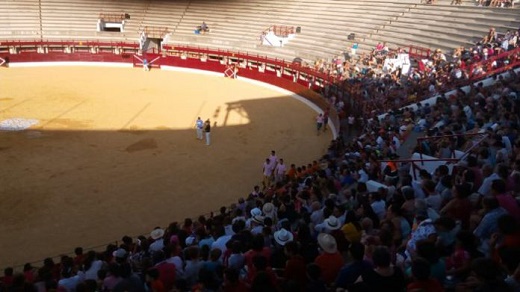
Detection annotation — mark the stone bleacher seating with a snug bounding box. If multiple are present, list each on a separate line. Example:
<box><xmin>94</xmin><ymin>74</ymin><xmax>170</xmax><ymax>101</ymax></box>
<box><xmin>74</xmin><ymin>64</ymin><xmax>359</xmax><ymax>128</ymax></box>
<box><xmin>366</xmin><ymin>2</ymin><xmax>520</xmax><ymax>54</ymax></box>
<box><xmin>1</xmin><ymin>0</ymin><xmax>519</xmax><ymax>64</ymax></box>
<box><xmin>0</xmin><ymin>0</ymin><xmax>40</xmax><ymax>40</ymax></box>
<box><xmin>39</xmin><ymin>0</ymin><xmax>148</xmax><ymax>41</ymax></box>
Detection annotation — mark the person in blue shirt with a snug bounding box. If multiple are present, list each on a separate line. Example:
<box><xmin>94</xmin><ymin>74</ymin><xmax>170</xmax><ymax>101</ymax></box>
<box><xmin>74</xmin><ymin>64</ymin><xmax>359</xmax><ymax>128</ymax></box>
<box><xmin>143</xmin><ymin>59</ymin><xmax>149</xmax><ymax>71</ymax></box>
<box><xmin>335</xmin><ymin>242</ymin><xmax>373</xmax><ymax>289</ymax></box>
<box><xmin>195</xmin><ymin>117</ymin><xmax>204</xmax><ymax>140</ymax></box>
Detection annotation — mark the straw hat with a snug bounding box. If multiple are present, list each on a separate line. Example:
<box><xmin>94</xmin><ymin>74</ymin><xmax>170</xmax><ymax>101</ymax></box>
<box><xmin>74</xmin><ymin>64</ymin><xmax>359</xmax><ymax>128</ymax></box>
<box><xmin>150</xmin><ymin>228</ymin><xmax>165</xmax><ymax>240</ymax></box>
<box><xmin>274</xmin><ymin>228</ymin><xmax>294</xmax><ymax>246</ymax></box>
<box><xmin>323</xmin><ymin>216</ymin><xmax>341</xmax><ymax>231</ymax></box>
<box><xmin>262</xmin><ymin>203</ymin><xmax>275</xmax><ymax>218</ymax></box>
<box><xmin>250</xmin><ymin>207</ymin><xmax>262</xmax><ymax>217</ymax></box>
<box><xmin>318</xmin><ymin>233</ymin><xmax>338</xmax><ymax>254</ymax></box>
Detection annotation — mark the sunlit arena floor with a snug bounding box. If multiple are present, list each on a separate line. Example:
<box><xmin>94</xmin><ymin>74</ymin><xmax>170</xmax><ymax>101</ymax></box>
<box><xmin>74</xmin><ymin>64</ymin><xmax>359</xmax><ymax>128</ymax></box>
<box><xmin>0</xmin><ymin>66</ymin><xmax>332</xmax><ymax>267</ymax></box>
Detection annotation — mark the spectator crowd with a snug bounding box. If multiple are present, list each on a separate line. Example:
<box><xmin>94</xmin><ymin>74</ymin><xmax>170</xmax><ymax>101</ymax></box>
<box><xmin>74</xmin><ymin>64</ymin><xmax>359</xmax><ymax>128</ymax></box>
<box><xmin>1</xmin><ymin>23</ymin><xmax>520</xmax><ymax>292</ymax></box>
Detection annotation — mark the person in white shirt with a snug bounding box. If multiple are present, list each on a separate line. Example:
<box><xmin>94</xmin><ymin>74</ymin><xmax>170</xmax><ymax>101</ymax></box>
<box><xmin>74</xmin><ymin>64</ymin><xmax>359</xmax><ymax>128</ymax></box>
<box><xmin>211</xmin><ymin>226</ymin><xmax>232</xmax><ymax>254</ymax></box>
<box><xmin>392</xmin><ymin>133</ymin><xmax>401</xmax><ymax>150</ymax></box>
<box><xmin>356</xmin><ymin>167</ymin><xmax>369</xmax><ymax>184</ymax></box>
<box><xmin>376</xmin><ymin>134</ymin><xmax>385</xmax><ymax>147</ymax></box>
<box><xmin>370</xmin><ymin>193</ymin><xmax>386</xmax><ymax>220</ymax></box>
<box><xmin>250</xmin><ymin>216</ymin><xmax>264</xmax><ymax>235</ymax></box>
<box><xmin>262</xmin><ymin>158</ymin><xmax>274</xmax><ymax>190</ymax></box>
<box><xmin>478</xmin><ymin>164</ymin><xmax>501</xmax><ymax>197</ymax></box>
<box><xmin>316</xmin><ymin>113</ymin><xmax>324</xmax><ymax>135</ymax></box>
<box><xmin>268</xmin><ymin>150</ymin><xmax>278</xmax><ymax>168</ymax></box>
<box><xmin>274</xmin><ymin>158</ymin><xmax>287</xmax><ymax>183</ymax></box>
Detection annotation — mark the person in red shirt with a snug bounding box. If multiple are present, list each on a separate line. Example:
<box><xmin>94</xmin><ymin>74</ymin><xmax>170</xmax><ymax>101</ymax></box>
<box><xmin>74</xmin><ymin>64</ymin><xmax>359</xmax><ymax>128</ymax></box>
<box><xmin>314</xmin><ymin>233</ymin><xmax>344</xmax><ymax>285</ymax></box>
<box><xmin>440</xmin><ymin>183</ymin><xmax>473</xmax><ymax>229</ymax></box>
<box><xmin>283</xmin><ymin>241</ymin><xmax>307</xmax><ymax>287</ymax></box>
<box><xmin>146</xmin><ymin>268</ymin><xmax>165</xmax><ymax>292</ymax></box>
<box><xmin>73</xmin><ymin>247</ymin><xmax>84</xmax><ymax>268</ymax></box>
<box><xmin>222</xmin><ymin>268</ymin><xmax>248</xmax><ymax>292</ymax></box>
<box><xmin>407</xmin><ymin>258</ymin><xmax>445</xmax><ymax>292</ymax></box>
<box><xmin>0</xmin><ymin>267</ymin><xmax>14</xmax><ymax>289</ymax></box>
<box><xmin>492</xmin><ymin>179</ymin><xmax>520</xmax><ymax>222</ymax></box>
<box><xmin>153</xmin><ymin>251</ymin><xmax>176</xmax><ymax>291</ymax></box>
<box><xmin>245</xmin><ymin>234</ymin><xmax>272</xmax><ymax>283</ymax></box>
<box><xmin>491</xmin><ymin>215</ymin><xmax>520</xmax><ymax>262</ymax></box>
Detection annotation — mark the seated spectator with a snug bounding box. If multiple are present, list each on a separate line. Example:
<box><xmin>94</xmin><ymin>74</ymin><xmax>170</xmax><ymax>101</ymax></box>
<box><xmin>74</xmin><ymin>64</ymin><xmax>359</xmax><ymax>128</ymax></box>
<box><xmin>249</xmin><ymin>256</ymin><xmax>278</xmax><ymax>289</ymax></box>
<box><xmin>473</xmin><ymin>197</ymin><xmax>508</xmax><ymax>257</ymax></box>
<box><xmin>498</xmin><ymin>247</ymin><xmax>520</xmax><ymax>291</ymax></box>
<box><xmin>446</xmin><ymin>230</ymin><xmax>482</xmax><ymax>281</ymax></box>
<box><xmin>341</xmin><ymin>211</ymin><xmax>362</xmax><ymax>244</ymax></box>
<box><xmin>356</xmin><ymin>246</ymin><xmax>406</xmax><ymax>291</ymax></box>
<box><xmin>335</xmin><ymin>242</ymin><xmax>373</xmax><ymax>289</ymax></box>
<box><xmin>434</xmin><ymin>217</ymin><xmax>460</xmax><ymax>253</ymax></box>
<box><xmin>440</xmin><ymin>183</ymin><xmax>473</xmax><ymax>229</ymax></box>
<box><xmin>1</xmin><ymin>267</ymin><xmax>14</xmax><ymax>290</ymax></box>
<box><xmin>406</xmin><ymin>215</ymin><xmax>437</xmax><ymax>259</ymax></box>
<box><xmin>491</xmin><ymin>179</ymin><xmax>520</xmax><ymax>221</ymax></box>
<box><xmin>407</xmin><ymin>257</ymin><xmax>445</xmax><ymax>292</ymax></box>
<box><xmin>226</xmin><ymin>241</ymin><xmax>245</xmax><ymax>271</ymax></box>
<box><xmin>490</xmin><ymin>215</ymin><xmax>520</xmax><ymax>261</ymax></box>
<box><xmin>408</xmin><ymin>241</ymin><xmax>446</xmax><ymax>283</ymax></box>
<box><xmin>306</xmin><ymin>263</ymin><xmax>327</xmax><ymax>292</ymax></box>
<box><xmin>384</xmin><ymin>203</ymin><xmax>411</xmax><ymax>245</ymax></box>
<box><xmin>145</xmin><ymin>268</ymin><xmax>164</xmax><ymax>292</ymax></box>
<box><xmin>457</xmin><ymin>258</ymin><xmax>513</xmax><ymax>291</ymax></box>
<box><xmin>282</xmin><ymin>241</ymin><xmax>306</xmax><ymax>288</ymax></box>
<box><xmin>314</xmin><ymin>233</ymin><xmax>344</xmax><ymax>285</ymax></box>
<box><xmin>184</xmin><ymin>246</ymin><xmax>205</xmax><ymax>287</ymax></box>
<box><xmin>221</xmin><ymin>268</ymin><xmax>247</xmax><ymax>292</ymax></box>
<box><xmin>196</xmin><ymin>21</ymin><xmax>210</xmax><ymax>34</ymax></box>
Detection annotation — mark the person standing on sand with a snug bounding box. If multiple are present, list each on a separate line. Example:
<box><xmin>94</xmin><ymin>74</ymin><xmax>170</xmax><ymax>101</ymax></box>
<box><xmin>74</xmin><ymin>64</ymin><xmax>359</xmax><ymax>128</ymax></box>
<box><xmin>262</xmin><ymin>158</ymin><xmax>274</xmax><ymax>190</ymax></box>
<box><xmin>143</xmin><ymin>59</ymin><xmax>150</xmax><ymax>71</ymax></box>
<box><xmin>323</xmin><ymin>108</ymin><xmax>330</xmax><ymax>132</ymax></box>
<box><xmin>274</xmin><ymin>158</ymin><xmax>286</xmax><ymax>183</ymax></box>
<box><xmin>204</xmin><ymin>119</ymin><xmax>211</xmax><ymax>146</ymax></box>
<box><xmin>195</xmin><ymin>117</ymin><xmax>204</xmax><ymax>140</ymax></box>
<box><xmin>316</xmin><ymin>113</ymin><xmax>324</xmax><ymax>135</ymax></box>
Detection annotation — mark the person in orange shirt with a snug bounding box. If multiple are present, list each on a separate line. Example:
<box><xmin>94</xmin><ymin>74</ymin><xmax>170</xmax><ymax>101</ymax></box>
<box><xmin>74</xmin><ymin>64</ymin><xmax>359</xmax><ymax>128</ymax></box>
<box><xmin>146</xmin><ymin>268</ymin><xmax>165</xmax><ymax>292</ymax></box>
<box><xmin>306</xmin><ymin>163</ymin><xmax>315</xmax><ymax>175</ymax></box>
<box><xmin>314</xmin><ymin>233</ymin><xmax>345</xmax><ymax>285</ymax></box>
<box><xmin>286</xmin><ymin>164</ymin><xmax>297</xmax><ymax>181</ymax></box>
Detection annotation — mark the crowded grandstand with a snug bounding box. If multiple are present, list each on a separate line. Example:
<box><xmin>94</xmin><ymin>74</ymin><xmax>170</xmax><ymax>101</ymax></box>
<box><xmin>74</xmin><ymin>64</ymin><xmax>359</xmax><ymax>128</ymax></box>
<box><xmin>1</xmin><ymin>0</ymin><xmax>520</xmax><ymax>291</ymax></box>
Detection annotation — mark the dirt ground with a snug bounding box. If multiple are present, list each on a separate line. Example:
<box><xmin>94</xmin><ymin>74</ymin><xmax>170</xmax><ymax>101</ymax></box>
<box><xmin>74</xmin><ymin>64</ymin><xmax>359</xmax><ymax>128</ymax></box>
<box><xmin>0</xmin><ymin>66</ymin><xmax>332</xmax><ymax>268</ymax></box>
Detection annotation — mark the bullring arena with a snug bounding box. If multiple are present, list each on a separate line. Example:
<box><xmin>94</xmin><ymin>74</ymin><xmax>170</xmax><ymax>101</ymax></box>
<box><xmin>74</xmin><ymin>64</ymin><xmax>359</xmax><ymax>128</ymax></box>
<box><xmin>0</xmin><ymin>65</ymin><xmax>333</xmax><ymax>267</ymax></box>
<box><xmin>1</xmin><ymin>0</ymin><xmax>520</xmax><ymax>290</ymax></box>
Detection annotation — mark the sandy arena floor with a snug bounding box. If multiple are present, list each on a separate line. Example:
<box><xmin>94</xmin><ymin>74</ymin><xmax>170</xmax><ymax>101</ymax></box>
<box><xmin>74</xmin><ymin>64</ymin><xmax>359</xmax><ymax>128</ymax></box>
<box><xmin>0</xmin><ymin>66</ymin><xmax>332</xmax><ymax>268</ymax></box>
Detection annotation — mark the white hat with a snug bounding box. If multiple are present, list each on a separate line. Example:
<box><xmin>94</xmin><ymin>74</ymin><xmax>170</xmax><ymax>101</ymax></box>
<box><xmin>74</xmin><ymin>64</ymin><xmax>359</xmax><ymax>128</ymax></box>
<box><xmin>252</xmin><ymin>215</ymin><xmax>264</xmax><ymax>225</ymax></box>
<box><xmin>324</xmin><ymin>216</ymin><xmax>341</xmax><ymax>231</ymax></box>
<box><xmin>274</xmin><ymin>228</ymin><xmax>294</xmax><ymax>246</ymax></box>
<box><xmin>113</xmin><ymin>248</ymin><xmax>127</xmax><ymax>259</ymax></box>
<box><xmin>185</xmin><ymin>236</ymin><xmax>196</xmax><ymax>246</ymax></box>
<box><xmin>150</xmin><ymin>228</ymin><xmax>165</xmax><ymax>240</ymax></box>
<box><xmin>262</xmin><ymin>203</ymin><xmax>275</xmax><ymax>218</ymax></box>
<box><xmin>318</xmin><ymin>233</ymin><xmax>338</xmax><ymax>254</ymax></box>
<box><xmin>250</xmin><ymin>207</ymin><xmax>262</xmax><ymax>217</ymax></box>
